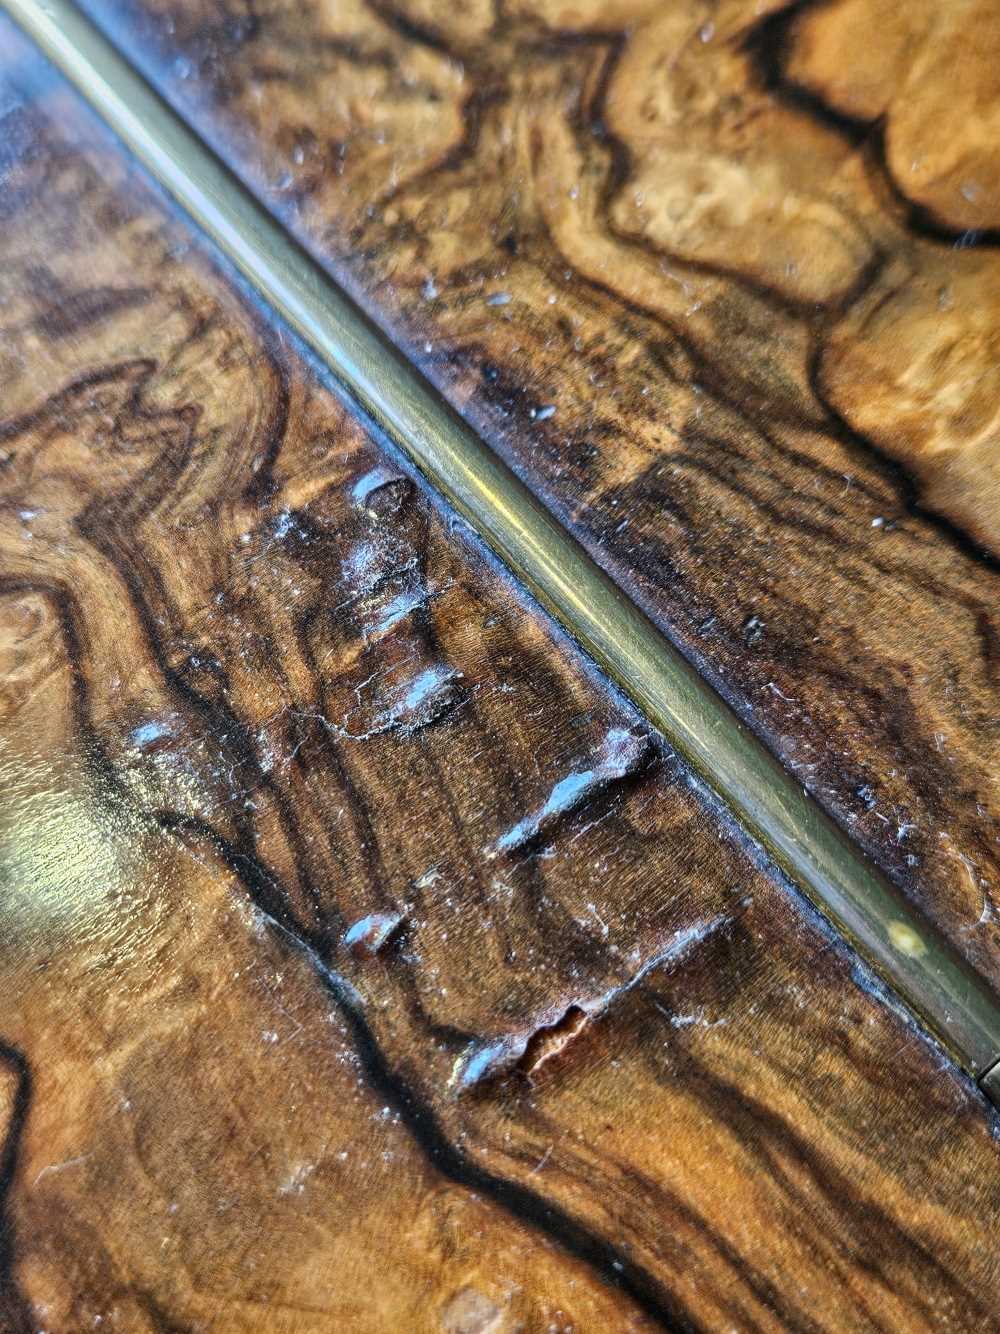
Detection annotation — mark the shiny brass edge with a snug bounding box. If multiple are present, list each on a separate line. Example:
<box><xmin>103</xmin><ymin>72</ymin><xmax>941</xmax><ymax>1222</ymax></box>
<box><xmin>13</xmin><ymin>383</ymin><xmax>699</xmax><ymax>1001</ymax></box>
<box><xmin>7</xmin><ymin>0</ymin><xmax>1000</xmax><ymax>1093</ymax></box>
<box><xmin>979</xmin><ymin>1060</ymin><xmax>1000</xmax><ymax>1108</ymax></box>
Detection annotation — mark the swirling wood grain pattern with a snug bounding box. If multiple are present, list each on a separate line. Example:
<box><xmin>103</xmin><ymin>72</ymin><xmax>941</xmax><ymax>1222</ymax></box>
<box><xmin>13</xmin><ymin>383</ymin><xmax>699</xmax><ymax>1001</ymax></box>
<box><xmin>1</xmin><ymin>20</ymin><xmax>999</xmax><ymax>1333</ymax></box>
<box><xmin>74</xmin><ymin>0</ymin><xmax>1000</xmax><ymax>986</ymax></box>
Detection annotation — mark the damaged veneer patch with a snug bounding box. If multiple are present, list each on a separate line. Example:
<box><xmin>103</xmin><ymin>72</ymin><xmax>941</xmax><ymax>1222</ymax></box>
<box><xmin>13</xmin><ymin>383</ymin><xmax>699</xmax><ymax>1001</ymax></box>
<box><xmin>343</xmin><ymin>910</ymin><xmax>405</xmax><ymax>959</ymax></box>
<box><xmin>449</xmin><ymin>912</ymin><xmax>736</xmax><ymax>1094</ymax></box>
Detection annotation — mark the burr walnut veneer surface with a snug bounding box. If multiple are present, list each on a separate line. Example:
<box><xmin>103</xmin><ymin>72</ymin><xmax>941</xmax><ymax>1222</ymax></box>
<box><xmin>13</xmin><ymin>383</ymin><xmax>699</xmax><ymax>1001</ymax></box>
<box><xmin>0</xmin><ymin>11</ymin><xmax>999</xmax><ymax>1334</ymax></box>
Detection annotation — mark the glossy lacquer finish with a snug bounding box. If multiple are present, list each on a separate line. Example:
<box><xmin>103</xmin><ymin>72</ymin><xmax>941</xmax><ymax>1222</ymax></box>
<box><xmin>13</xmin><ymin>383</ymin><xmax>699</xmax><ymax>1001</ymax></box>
<box><xmin>0</xmin><ymin>17</ymin><xmax>999</xmax><ymax>1333</ymax></box>
<box><xmin>73</xmin><ymin>0</ymin><xmax>1000</xmax><ymax>992</ymax></box>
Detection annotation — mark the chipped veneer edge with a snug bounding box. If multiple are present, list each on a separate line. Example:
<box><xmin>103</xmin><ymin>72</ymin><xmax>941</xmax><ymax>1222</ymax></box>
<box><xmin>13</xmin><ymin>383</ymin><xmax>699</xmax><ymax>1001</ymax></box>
<box><xmin>7</xmin><ymin>0</ymin><xmax>1000</xmax><ymax>1102</ymax></box>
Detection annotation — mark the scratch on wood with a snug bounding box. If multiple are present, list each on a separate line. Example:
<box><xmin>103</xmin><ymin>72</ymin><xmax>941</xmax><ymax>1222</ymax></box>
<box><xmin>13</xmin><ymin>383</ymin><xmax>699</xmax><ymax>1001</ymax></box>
<box><xmin>491</xmin><ymin>728</ymin><xmax>651</xmax><ymax>858</ymax></box>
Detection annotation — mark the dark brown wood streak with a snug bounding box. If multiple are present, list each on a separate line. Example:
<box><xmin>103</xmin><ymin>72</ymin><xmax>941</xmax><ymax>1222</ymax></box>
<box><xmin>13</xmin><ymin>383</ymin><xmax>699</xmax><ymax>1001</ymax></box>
<box><xmin>72</xmin><ymin>0</ymin><xmax>1000</xmax><ymax>987</ymax></box>
<box><xmin>0</xmin><ymin>1044</ymin><xmax>32</xmax><ymax>1334</ymax></box>
<box><xmin>2</xmin><ymin>14</ymin><xmax>1000</xmax><ymax>1333</ymax></box>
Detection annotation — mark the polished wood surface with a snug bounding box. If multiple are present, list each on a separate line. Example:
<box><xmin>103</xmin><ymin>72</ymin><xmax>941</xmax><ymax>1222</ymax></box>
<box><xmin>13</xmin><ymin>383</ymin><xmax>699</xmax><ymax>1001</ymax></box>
<box><xmin>1</xmin><ymin>21</ymin><xmax>1000</xmax><ymax>1332</ymax></box>
<box><xmin>76</xmin><ymin>0</ymin><xmax>1000</xmax><ymax>987</ymax></box>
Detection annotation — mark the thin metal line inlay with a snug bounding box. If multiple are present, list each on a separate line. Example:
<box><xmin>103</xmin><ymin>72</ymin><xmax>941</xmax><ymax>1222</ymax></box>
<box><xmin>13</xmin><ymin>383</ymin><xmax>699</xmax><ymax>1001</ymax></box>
<box><xmin>6</xmin><ymin>0</ymin><xmax>1000</xmax><ymax>1097</ymax></box>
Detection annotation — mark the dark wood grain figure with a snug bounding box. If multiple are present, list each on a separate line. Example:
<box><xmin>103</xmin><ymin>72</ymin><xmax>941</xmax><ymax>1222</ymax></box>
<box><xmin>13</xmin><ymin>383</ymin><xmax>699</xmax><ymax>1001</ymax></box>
<box><xmin>1</xmin><ymin>18</ymin><xmax>999</xmax><ymax>1334</ymax></box>
<box><xmin>74</xmin><ymin>0</ymin><xmax>1000</xmax><ymax>987</ymax></box>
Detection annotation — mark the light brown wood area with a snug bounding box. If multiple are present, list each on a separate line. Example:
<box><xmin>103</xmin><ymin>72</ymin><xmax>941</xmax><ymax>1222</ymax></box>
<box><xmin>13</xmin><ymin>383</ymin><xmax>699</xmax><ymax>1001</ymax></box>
<box><xmin>77</xmin><ymin>0</ymin><xmax>1000</xmax><ymax>987</ymax></box>
<box><xmin>2</xmin><ymin>18</ymin><xmax>1000</xmax><ymax>1334</ymax></box>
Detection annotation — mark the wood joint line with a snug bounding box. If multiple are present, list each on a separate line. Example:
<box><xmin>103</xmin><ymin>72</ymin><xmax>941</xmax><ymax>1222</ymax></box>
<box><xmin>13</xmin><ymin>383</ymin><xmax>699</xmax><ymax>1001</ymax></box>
<box><xmin>6</xmin><ymin>0</ymin><xmax>1000</xmax><ymax>1106</ymax></box>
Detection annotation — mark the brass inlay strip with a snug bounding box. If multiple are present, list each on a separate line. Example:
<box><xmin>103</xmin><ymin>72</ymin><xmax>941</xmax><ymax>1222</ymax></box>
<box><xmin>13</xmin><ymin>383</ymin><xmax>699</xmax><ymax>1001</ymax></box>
<box><xmin>981</xmin><ymin>1059</ymin><xmax>1000</xmax><ymax>1109</ymax></box>
<box><xmin>7</xmin><ymin>0</ymin><xmax>1000</xmax><ymax>1096</ymax></box>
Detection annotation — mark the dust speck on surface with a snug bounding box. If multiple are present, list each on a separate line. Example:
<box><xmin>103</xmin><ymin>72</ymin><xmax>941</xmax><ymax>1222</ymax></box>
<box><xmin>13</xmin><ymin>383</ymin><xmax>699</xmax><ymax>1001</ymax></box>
<box><xmin>887</xmin><ymin>920</ymin><xmax>927</xmax><ymax>959</ymax></box>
